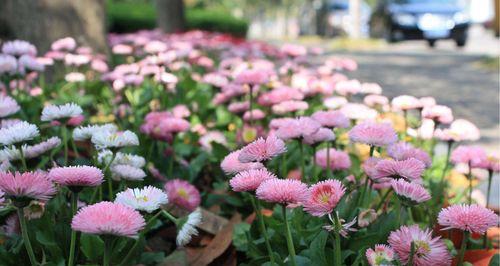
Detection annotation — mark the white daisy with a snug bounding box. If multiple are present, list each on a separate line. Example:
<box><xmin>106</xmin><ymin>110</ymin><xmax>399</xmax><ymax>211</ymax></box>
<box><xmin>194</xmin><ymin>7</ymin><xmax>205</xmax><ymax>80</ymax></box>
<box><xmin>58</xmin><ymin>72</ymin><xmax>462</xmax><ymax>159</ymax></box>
<box><xmin>0</xmin><ymin>137</ymin><xmax>61</xmax><ymax>161</ymax></box>
<box><xmin>41</xmin><ymin>102</ymin><xmax>83</xmax><ymax>122</ymax></box>
<box><xmin>91</xmin><ymin>130</ymin><xmax>139</xmax><ymax>150</ymax></box>
<box><xmin>73</xmin><ymin>123</ymin><xmax>118</xmax><ymax>141</ymax></box>
<box><xmin>0</xmin><ymin>95</ymin><xmax>20</xmax><ymax>118</ymax></box>
<box><xmin>176</xmin><ymin>208</ymin><xmax>202</xmax><ymax>246</ymax></box>
<box><xmin>111</xmin><ymin>164</ymin><xmax>146</xmax><ymax>181</ymax></box>
<box><xmin>0</xmin><ymin>121</ymin><xmax>39</xmax><ymax>146</ymax></box>
<box><xmin>99</xmin><ymin>150</ymin><xmax>145</xmax><ymax>168</ymax></box>
<box><xmin>115</xmin><ymin>186</ymin><xmax>168</xmax><ymax>213</ymax></box>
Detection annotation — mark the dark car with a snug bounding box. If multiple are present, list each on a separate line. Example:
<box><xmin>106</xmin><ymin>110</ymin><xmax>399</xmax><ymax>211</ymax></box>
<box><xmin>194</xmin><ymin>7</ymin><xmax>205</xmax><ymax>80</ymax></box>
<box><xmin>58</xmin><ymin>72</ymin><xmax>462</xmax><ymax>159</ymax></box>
<box><xmin>369</xmin><ymin>0</ymin><xmax>470</xmax><ymax>47</ymax></box>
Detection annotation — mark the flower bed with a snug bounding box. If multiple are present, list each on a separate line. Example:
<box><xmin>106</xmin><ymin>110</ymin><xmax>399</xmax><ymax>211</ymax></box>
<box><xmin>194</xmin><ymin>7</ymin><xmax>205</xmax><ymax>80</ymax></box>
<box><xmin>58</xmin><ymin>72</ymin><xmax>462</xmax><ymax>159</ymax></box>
<box><xmin>0</xmin><ymin>30</ymin><xmax>498</xmax><ymax>266</ymax></box>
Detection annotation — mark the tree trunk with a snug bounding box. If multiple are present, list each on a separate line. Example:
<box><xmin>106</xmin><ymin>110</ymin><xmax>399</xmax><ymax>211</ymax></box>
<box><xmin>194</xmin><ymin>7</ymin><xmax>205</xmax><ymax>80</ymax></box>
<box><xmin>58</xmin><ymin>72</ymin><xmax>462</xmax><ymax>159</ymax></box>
<box><xmin>0</xmin><ymin>0</ymin><xmax>108</xmax><ymax>54</ymax></box>
<box><xmin>349</xmin><ymin>0</ymin><xmax>362</xmax><ymax>38</ymax></box>
<box><xmin>155</xmin><ymin>0</ymin><xmax>186</xmax><ymax>33</ymax></box>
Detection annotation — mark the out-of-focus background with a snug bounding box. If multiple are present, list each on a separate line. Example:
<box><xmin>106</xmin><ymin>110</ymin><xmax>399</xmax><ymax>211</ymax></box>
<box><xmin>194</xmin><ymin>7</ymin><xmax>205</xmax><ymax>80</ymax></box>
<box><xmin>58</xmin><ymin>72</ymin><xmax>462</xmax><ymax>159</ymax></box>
<box><xmin>1</xmin><ymin>0</ymin><xmax>499</xmax><ymax>201</ymax></box>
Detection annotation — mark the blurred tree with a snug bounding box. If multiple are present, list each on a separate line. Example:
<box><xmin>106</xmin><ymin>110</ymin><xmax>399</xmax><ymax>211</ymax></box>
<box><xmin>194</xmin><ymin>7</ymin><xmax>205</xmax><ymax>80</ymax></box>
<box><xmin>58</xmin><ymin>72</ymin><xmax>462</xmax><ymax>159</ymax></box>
<box><xmin>156</xmin><ymin>0</ymin><xmax>186</xmax><ymax>33</ymax></box>
<box><xmin>0</xmin><ymin>0</ymin><xmax>108</xmax><ymax>54</ymax></box>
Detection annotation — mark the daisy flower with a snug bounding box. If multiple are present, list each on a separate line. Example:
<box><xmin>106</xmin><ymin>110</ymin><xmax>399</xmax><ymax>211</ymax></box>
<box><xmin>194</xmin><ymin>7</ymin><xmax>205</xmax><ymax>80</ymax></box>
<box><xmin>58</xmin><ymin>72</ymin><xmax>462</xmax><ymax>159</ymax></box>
<box><xmin>98</xmin><ymin>150</ymin><xmax>146</xmax><ymax>168</ymax></box>
<box><xmin>391</xmin><ymin>95</ymin><xmax>421</xmax><ymax>111</ymax></box>
<box><xmin>421</xmin><ymin>105</ymin><xmax>453</xmax><ymax>124</ymax></box>
<box><xmin>115</xmin><ymin>186</ymin><xmax>168</xmax><ymax>213</ymax></box>
<box><xmin>91</xmin><ymin>130</ymin><xmax>139</xmax><ymax>150</ymax></box>
<box><xmin>41</xmin><ymin>103</ymin><xmax>83</xmax><ymax>122</ymax></box>
<box><xmin>0</xmin><ymin>171</ymin><xmax>56</xmax><ymax>203</ymax></box>
<box><xmin>111</xmin><ymin>165</ymin><xmax>146</xmax><ymax>181</ymax></box>
<box><xmin>0</xmin><ymin>95</ymin><xmax>20</xmax><ymax>118</ymax></box>
<box><xmin>164</xmin><ymin>179</ymin><xmax>201</xmax><ymax>211</ymax></box>
<box><xmin>275</xmin><ymin>117</ymin><xmax>321</xmax><ymax>141</ymax></box>
<box><xmin>451</xmin><ymin>145</ymin><xmax>488</xmax><ymax>168</ymax></box>
<box><xmin>366</xmin><ymin>244</ymin><xmax>395</xmax><ymax>266</ymax></box>
<box><xmin>48</xmin><ymin>166</ymin><xmax>104</xmax><ymax>188</ymax></box>
<box><xmin>315</xmin><ymin>148</ymin><xmax>351</xmax><ymax>171</ymax></box>
<box><xmin>438</xmin><ymin>204</ymin><xmax>498</xmax><ymax>234</ymax></box>
<box><xmin>391</xmin><ymin>179</ymin><xmax>431</xmax><ymax>205</ymax></box>
<box><xmin>256</xmin><ymin>179</ymin><xmax>309</xmax><ymax>207</ymax></box>
<box><xmin>71</xmin><ymin>201</ymin><xmax>145</xmax><ymax>238</ymax></box>
<box><xmin>0</xmin><ymin>54</ymin><xmax>17</xmax><ymax>75</ymax></box>
<box><xmin>2</xmin><ymin>40</ymin><xmax>37</xmax><ymax>56</ymax></box>
<box><xmin>303</xmin><ymin>180</ymin><xmax>346</xmax><ymax>217</ymax></box>
<box><xmin>349</xmin><ymin>121</ymin><xmax>398</xmax><ymax>147</ymax></box>
<box><xmin>311</xmin><ymin>110</ymin><xmax>350</xmax><ymax>129</ymax></box>
<box><xmin>303</xmin><ymin>127</ymin><xmax>335</xmax><ymax>145</ymax></box>
<box><xmin>238</xmin><ymin>135</ymin><xmax>286</xmax><ymax>163</ymax></box>
<box><xmin>220</xmin><ymin>150</ymin><xmax>264</xmax><ymax>174</ymax></box>
<box><xmin>73</xmin><ymin>123</ymin><xmax>118</xmax><ymax>141</ymax></box>
<box><xmin>229</xmin><ymin>168</ymin><xmax>276</xmax><ymax>192</ymax></box>
<box><xmin>340</xmin><ymin>103</ymin><xmax>378</xmax><ymax>121</ymax></box>
<box><xmin>176</xmin><ymin>208</ymin><xmax>202</xmax><ymax>246</ymax></box>
<box><xmin>0</xmin><ymin>121</ymin><xmax>39</xmax><ymax>146</ymax></box>
<box><xmin>234</xmin><ymin>68</ymin><xmax>269</xmax><ymax>85</ymax></box>
<box><xmin>373</xmin><ymin>158</ymin><xmax>426</xmax><ymax>182</ymax></box>
<box><xmin>387</xmin><ymin>142</ymin><xmax>431</xmax><ymax>168</ymax></box>
<box><xmin>388</xmin><ymin>225</ymin><xmax>451</xmax><ymax>266</ymax></box>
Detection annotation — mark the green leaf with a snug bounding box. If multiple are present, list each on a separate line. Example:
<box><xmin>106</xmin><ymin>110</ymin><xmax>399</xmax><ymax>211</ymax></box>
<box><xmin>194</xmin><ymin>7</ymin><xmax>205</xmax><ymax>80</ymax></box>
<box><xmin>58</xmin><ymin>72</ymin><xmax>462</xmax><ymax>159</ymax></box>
<box><xmin>233</xmin><ymin>223</ymin><xmax>251</xmax><ymax>252</ymax></box>
<box><xmin>307</xmin><ymin>230</ymin><xmax>328</xmax><ymax>266</ymax></box>
<box><xmin>489</xmin><ymin>254</ymin><xmax>499</xmax><ymax>266</ymax></box>
<box><xmin>80</xmin><ymin>234</ymin><xmax>104</xmax><ymax>261</ymax></box>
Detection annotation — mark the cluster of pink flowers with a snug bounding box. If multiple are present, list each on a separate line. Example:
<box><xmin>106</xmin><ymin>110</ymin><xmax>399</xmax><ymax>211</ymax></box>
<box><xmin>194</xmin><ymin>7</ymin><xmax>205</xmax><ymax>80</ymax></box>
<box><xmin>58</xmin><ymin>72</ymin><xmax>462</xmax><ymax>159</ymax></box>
<box><xmin>140</xmin><ymin>110</ymin><xmax>190</xmax><ymax>142</ymax></box>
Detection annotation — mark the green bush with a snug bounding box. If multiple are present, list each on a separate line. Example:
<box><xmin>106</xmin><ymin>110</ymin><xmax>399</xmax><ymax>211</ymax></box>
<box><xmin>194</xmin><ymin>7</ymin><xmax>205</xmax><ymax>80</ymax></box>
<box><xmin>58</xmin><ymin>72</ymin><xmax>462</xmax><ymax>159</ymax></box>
<box><xmin>107</xmin><ymin>1</ymin><xmax>248</xmax><ymax>36</ymax></box>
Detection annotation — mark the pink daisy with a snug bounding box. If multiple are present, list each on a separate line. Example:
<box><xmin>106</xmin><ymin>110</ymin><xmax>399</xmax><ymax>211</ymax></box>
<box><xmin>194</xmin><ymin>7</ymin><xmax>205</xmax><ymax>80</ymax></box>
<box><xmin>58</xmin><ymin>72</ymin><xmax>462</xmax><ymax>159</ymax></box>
<box><xmin>373</xmin><ymin>158</ymin><xmax>425</xmax><ymax>182</ymax></box>
<box><xmin>363</xmin><ymin>94</ymin><xmax>389</xmax><ymax>108</ymax></box>
<box><xmin>335</xmin><ymin>79</ymin><xmax>362</xmax><ymax>96</ymax></box>
<box><xmin>229</xmin><ymin>168</ymin><xmax>277</xmax><ymax>192</ymax></box>
<box><xmin>451</xmin><ymin>145</ymin><xmax>488</xmax><ymax>168</ymax></box>
<box><xmin>366</xmin><ymin>244</ymin><xmax>395</xmax><ymax>266</ymax></box>
<box><xmin>234</xmin><ymin>69</ymin><xmax>269</xmax><ymax>85</ymax></box>
<box><xmin>256</xmin><ymin>179</ymin><xmax>309</xmax><ymax>206</ymax></box>
<box><xmin>303</xmin><ymin>127</ymin><xmax>335</xmax><ymax>145</ymax></box>
<box><xmin>421</xmin><ymin>105</ymin><xmax>453</xmax><ymax>124</ymax></box>
<box><xmin>221</xmin><ymin>150</ymin><xmax>264</xmax><ymax>174</ymax></box>
<box><xmin>275</xmin><ymin>117</ymin><xmax>321</xmax><ymax>141</ymax></box>
<box><xmin>228</xmin><ymin>101</ymin><xmax>250</xmax><ymax>114</ymax></box>
<box><xmin>391</xmin><ymin>95</ymin><xmax>422</xmax><ymax>111</ymax></box>
<box><xmin>315</xmin><ymin>148</ymin><xmax>352</xmax><ymax>171</ymax></box>
<box><xmin>391</xmin><ymin>179</ymin><xmax>431</xmax><ymax>205</ymax></box>
<box><xmin>311</xmin><ymin>110</ymin><xmax>350</xmax><ymax>129</ymax></box>
<box><xmin>164</xmin><ymin>179</ymin><xmax>201</xmax><ymax>211</ymax></box>
<box><xmin>303</xmin><ymin>180</ymin><xmax>346</xmax><ymax>217</ymax></box>
<box><xmin>449</xmin><ymin>119</ymin><xmax>480</xmax><ymax>141</ymax></box>
<box><xmin>238</xmin><ymin>135</ymin><xmax>286</xmax><ymax>163</ymax></box>
<box><xmin>271</xmin><ymin>100</ymin><xmax>309</xmax><ymax>115</ymax></box>
<box><xmin>387</xmin><ymin>142</ymin><xmax>432</xmax><ymax>168</ymax></box>
<box><xmin>438</xmin><ymin>204</ymin><xmax>498</xmax><ymax>234</ymax></box>
<box><xmin>388</xmin><ymin>225</ymin><xmax>451</xmax><ymax>266</ymax></box>
<box><xmin>348</xmin><ymin>121</ymin><xmax>398</xmax><ymax>147</ymax></box>
<box><xmin>48</xmin><ymin>166</ymin><xmax>104</xmax><ymax>188</ymax></box>
<box><xmin>243</xmin><ymin>109</ymin><xmax>266</xmax><ymax>122</ymax></box>
<box><xmin>340</xmin><ymin>103</ymin><xmax>378</xmax><ymax>121</ymax></box>
<box><xmin>363</xmin><ymin>157</ymin><xmax>387</xmax><ymax>182</ymax></box>
<box><xmin>71</xmin><ymin>201</ymin><xmax>145</xmax><ymax>238</ymax></box>
<box><xmin>0</xmin><ymin>171</ymin><xmax>56</xmax><ymax>202</ymax></box>
<box><xmin>257</xmin><ymin>87</ymin><xmax>304</xmax><ymax>106</ymax></box>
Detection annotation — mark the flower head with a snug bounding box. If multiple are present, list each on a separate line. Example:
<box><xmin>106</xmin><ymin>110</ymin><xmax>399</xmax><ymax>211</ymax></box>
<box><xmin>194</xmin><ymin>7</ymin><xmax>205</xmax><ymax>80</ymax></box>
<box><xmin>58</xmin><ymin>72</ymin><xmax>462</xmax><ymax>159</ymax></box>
<box><xmin>73</xmin><ymin>123</ymin><xmax>118</xmax><ymax>141</ymax></box>
<box><xmin>451</xmin><ymin>145</ymin><xmax>488</xmax><ymax>168</ymax></box>
<box><xmin>303</xmin><ymin>127</ymin><xmax>335</xmax><ymax>145</ymax></box>
<box><xmin>311</xmin><ymin>110</ymin><xmax>350</xmax><ymax>129</ymax></box>
<box><xmin>115</xmin><ymin>186</ymin><xmax>168</xmax><ymax>213</ymax></box>
<box><xmin>391</xmin><ymin>95</ymin><xmax>421</xmax><ymax>111</ymax></box>
<box><xmin>91</xmin><ymin>130</ymin><xmax>139</xmax><ymax>150</ymax></box>
<box><xmin>256</xmin><ymin>179</ymin><xmax>309</xmax><ymax>206</ymax></box>
<box><xmin>315</xmin><ymin>148</ymin><xmax>351</xmax><ymax>171</ymax></box>
<box><xmin>391</xmin><ymin>179</ymin><xmax>431</xmax><ymax>205</ymax></box>
<box><xmin>0</xmin><ymin>95</ymin><xmax>20</xmax><ymax>118</ymax></box>
<box><xmin>48</xmin><ymin>166</ymin><xmax>103</xmax><ymax>188</ymax></box>
<box><xmin>2</xmin><ymin>40</ymin><xmax>37</xmax><ymax>57</ymax></box>
<box><xmin>438</xmin><ymin>204</ymin><xmax>498</xmax><ymax>234</ymax></box>
<box><xmin>0</xmin><ymin>121</ymin><xmax>39</xmax><ymax>146</ymax></box>
<box><xmin>388</xmin><ymin>225</ymin><xmax>451</xmax><ymax>266</ymax></box>
<box><xmin>303</xmin><ymin>180</ymin><xmax>346</xmax><ymax>216</ymax></box>
<box><xmin>238</xmin><ymin>135</ymin><xmax>286</xmax><ymax>163</ymax></box>
<box><xmin>374</xmin><ymin>158</ymin><xmax>425</xmax><ymax>182</ymax></box>
<box><xmin>349</xmin><ymin>121</ymin><xmax>397</xmax><ymax>147</ymax></box>
<box><xmin>271</xmin><ymin>100</ymin><xmax>309</xmax><ymax>115</ymax></box>
<box><xmin>230</xmin><ymin>168</ymin><xmax>276</xmax><ymax>192</ymax></box>
<box><xmin>421</xmin><ymin>105</ymin><xmax>453</xmax><ymax>124</ymax></box>
<box><xmin>0</xmin><ymin>171</ymin><xmax>56</xmax><ymax>202</ymax></box>
<box><xmin>275</xmin><ymin>117</ymin><xmax>321</xmax><ymax>141</ymax></box>
<box><xmin>164</xmin><ymin>179</ymin><xmax>201</xmax><ymax>211</ymax></box>
<box><xmin>387</xmin><ymin>142</ymin><xmax>431</xmax><ymax>168</ymax></box>
<box><xmin>221</xmin><ymin>150</ymin><xmax>264</xmax><ymax>174</ymax></box>
<box><xmin>41</xmin><ymin>103</ymin><xmax>83</xmax><ymax>122</ymax></box>
<box><xmin>366</xmin><ymin>244</ymin><xmax>395</xmax><ymax>266</ymax></box>
<box><xmin>234</xmin><ymin>69</ymin><xmax>269</xmax><ymax>85</ymax></box>
<box><xmin>111</xmin><ymin>165</ymin><xmax>146</xmax><ymax>181</ymax></box>
<box><xmin>71</xmin><ymin>201</ymin><xmax>145</xmax><ymax>238</ymax></box>
<box><xmin>176</xmin><ymin>208</ymin><xmax>202</xmax><ymax>246</ymax></box>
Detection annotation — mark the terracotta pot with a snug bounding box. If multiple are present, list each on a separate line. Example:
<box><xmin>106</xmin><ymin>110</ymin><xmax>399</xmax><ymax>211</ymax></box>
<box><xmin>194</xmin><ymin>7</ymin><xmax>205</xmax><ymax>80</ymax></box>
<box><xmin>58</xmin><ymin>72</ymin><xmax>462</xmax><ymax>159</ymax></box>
<box><xmin>452</xmin><ymin>249</ymin><xmax>499</xmax><ymax>266</ymax></box>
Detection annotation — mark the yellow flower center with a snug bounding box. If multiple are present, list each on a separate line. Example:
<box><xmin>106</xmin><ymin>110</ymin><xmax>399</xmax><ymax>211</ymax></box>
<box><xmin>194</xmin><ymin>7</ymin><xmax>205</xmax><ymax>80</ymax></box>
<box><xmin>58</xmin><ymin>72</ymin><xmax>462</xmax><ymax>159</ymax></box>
<box><xmin>177</xmin><ymin>188</ymin><xmax>189</xmax><ymax>199</ymax></box>
<box><xmin>136</xmin><ymin>195</ymin><xmax>149</xmax><ymax>202</ymax></box>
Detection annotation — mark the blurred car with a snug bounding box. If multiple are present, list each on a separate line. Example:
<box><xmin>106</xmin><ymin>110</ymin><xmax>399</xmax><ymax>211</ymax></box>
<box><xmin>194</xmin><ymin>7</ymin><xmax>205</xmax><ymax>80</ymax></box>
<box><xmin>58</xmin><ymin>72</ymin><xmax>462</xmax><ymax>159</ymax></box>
<box><xmin>369</xmin><ymin>0</ymin><xmax>470</xmax><ymax>47</ymax></box>
<box><xmin>326</xmin><ymin>0</ymin><xmax>372</xmax><ymax>37</ymax></box>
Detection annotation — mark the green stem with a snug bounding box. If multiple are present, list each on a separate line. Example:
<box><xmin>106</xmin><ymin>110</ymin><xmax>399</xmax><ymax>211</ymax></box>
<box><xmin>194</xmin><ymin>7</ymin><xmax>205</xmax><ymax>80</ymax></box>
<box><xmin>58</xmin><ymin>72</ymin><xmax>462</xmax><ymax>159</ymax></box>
<box><xmin>161</xmin><ymin>210</ymin><xmax>178</xmax><ymax>224</ymax></box>
<box><xmin>467</xmin><ymin>162</ymin><xmax>472</xmax><ymax>204</ymax></box>
<box><xmin>168</xmin><ymin>142</ymin><xmax>175</xmax><ymax>178</ymax></box>
<box><xmin>395</xmin><ymin>197</ymin><xmax>402</xmax><ymax>228</ymax></box>
<box><xmin>120</xmin><ymin>211</ymin><xmax>162</xmax><ymax>265</ymax></box>
<box><xmin>484</xmin><ymin>170</ymin><xmax>493</xmax><ymax>248</ymax></box>
<box><xmin>438</xmin><ymin>141</ymin><xmax>453</xmax><ymax>197</ymax></box>
<box><xmin>332</xmin><ymin>212</ymin><xmax>342</xmax><ymax>266</ymax></box>
<box><xmin>326</xmin><ymin>141</ymin><xmax>332</xmax><ymax>179</ymax></box>
<box><xmin>103</xmin><ymin>237</ymin><xmax>112</xmax><ymax>266</ymax></box>
<box><xmin>375</xmin><ymin>188</ymin><xmax>392</xmax><ymax>211</ymax></box>
<box><xmin>68</xmin><ymin>192</ymin><xmax>79</xmax><ymax>266</ymax></box>
<box><xmin>70</xmin><ymin>131</ymin><xmax>80</xmax><ymax>158</ymax></box>
<box><xmin>17</xmin><ymin>145</ymin><xmax>28</xmax><ymax>171</ymax></box>
<box><xmin>62</xmin><ymin>125</ymin><xmax>69</xmax><ymax>166</ymax></box>
<box><xmin>249</xmin><ymin>195</ymin><xmax>275</xmax><ymax>265</ymax></box>
<box><xmin>457</xmin><ymin>231</ymin><xmax>470</xmax><ymax>266</ymax></box>
<box><xmin>406</xmin><ymin>207</ymin><xmax>414</xmax><ymax>225</ymax></box>
<box><xmin>408</xmin><ymin>241</ymin><xmax>415</xmax><ymax>266</ymax></box>
<box><xmin>312</xmin><ymin>146</ymin><xmax>317</xmax><ymax>183</ymax></box>
<box><xmin>103</xmin><ymin>152</ymin><xmax>117</xmax><ymax>200</ymax></box>
<box><xmin>281</xmin><ymin>152</ymin><xmax>287</xmax><ymax>178</ymax></box>
<box><xmin>18</xmin><ymin>208</ymin><xmax>37</xmax><ymax>266</ymax></box>
<box><xmin>282</xmin><ymin>205</ymin><xmax>296</xmax><ymax>266</ymax></box>
<box><xmin>299</xmin><ymin>141</ymin><xmax>305</xmax><ymax>181</ymax></box>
